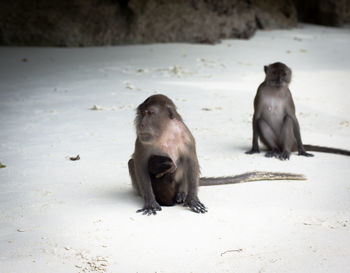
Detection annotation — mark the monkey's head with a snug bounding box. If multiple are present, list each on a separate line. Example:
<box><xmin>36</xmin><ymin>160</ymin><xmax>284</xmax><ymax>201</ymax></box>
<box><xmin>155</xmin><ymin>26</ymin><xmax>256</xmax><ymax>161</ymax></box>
<box><xmin>264</xmin><ymin>62</ymin><xmax>292</xmax><ymax>88</ymax></box>
<box><xmin>135</xmin><ymin>94</ymin><xmax>181</xmax><ymax>144</ymax></box>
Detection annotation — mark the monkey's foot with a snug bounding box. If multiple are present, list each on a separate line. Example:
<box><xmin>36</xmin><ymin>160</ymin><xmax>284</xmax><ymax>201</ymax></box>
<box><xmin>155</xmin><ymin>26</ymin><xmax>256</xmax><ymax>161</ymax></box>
<box><xmin>265</xmin><ymin>149</ymin><xmax>280</xmax><ymax>158</ymax></box>
<box><xmin>175</xmin><ymin>192</ymin><xmax>187</xmax><ymax>204</ymax></box>
<box><xmin>278</xmin><ymin>151</ymin><xmax>290</xmax><ymax>160</ymax></box>
<box><xmin>298</xmin><ymin>151</ymin><xmax>314</xmax><ymax>157</ymax></box>
<box><xmin>185</xmin><ymin>197</ymin><xmax>207</xmax><ymax>213</ymax></box>
<box><xmin>245</xmin><ymin>148</ymin><xmax>260</xmax><ymax>155</ymax></box>
<box><xmin>137</xmin><ymin>201</ymin><xmax>162</xmax><ymax>216</ymax></box>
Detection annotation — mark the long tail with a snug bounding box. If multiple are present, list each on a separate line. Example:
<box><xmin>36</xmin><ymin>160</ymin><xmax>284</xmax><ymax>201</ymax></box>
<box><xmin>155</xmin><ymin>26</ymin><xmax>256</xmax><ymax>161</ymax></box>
<box><xmin>199</xmin><ymin>171</ymin><xmax>306</xmax><ymax>186</ymax></box>
<box><xmin>304</xmin><ymin>144</ymin><xmax>350</xmax><ymax>156</ymax></box>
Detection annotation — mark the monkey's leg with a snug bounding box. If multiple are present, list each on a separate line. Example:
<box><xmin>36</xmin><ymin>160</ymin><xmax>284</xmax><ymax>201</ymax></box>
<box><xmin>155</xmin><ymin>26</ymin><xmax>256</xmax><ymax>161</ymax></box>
<box><xmin>258</xmin><ymin>120</ymin><xmax>280</xmax><ymax>158</ymax></box>
<box><xmin>128</xmin><ymin>158</ymin><xmax>141</xmax><ymax>195</ymax></box>
<box><xmin>279</xmin><ymin>117</ymin><xmax>295</xmax><ymax>160</ymax></box>
<box><xmin>172</xmin><ymin>162</ymin><xmax>187</xmax><ymax>204</ymax></box>
<box><xmin>175</xmin><ymin>192</ymin><xmax>187</xmax><ymax>204</ymax></box>
<box><xmin>175</xmin><ymin>177</ymin><xmax>187</xmax><ymax>204</ymax></box>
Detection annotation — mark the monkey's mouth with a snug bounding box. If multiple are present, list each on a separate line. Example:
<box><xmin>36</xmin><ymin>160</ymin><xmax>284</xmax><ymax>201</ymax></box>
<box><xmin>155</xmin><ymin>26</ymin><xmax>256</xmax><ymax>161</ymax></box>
<box><xmin>139</xmin><ymin>133</ymin><xmax>153</xmax><ymax>141</ymax></box>
<box><xmin>271</xmin><ymin>80</ymin><xmax>286</xmax><ymax>87</ymax></box>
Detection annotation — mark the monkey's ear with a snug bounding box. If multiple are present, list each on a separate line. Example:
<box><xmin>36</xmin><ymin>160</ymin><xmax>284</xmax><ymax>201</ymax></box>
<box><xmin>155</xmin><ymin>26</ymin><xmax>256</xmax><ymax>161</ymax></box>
<box><xmin>264</xmin><ymin>65</ymin><xmax>268</xmax><ymax>74</ymax></box>
<box><xmin>167</xmin><ymin>105</ymin><xmax>176</xmax><ymax>119</ymax></box>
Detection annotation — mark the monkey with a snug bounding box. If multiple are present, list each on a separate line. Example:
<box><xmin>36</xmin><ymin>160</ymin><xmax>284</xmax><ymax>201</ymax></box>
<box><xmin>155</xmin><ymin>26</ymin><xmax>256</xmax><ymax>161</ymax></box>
<box><xmin>128</xmin><ymin>94</ymin><xmax>206</xmax><ymax>215</ymax></box>
<box><xmin>128</xmin><ymin>94</ymin><xmax>306</xmax><ymax>215</ymax></box>
<box><xmin>148</xmin><ymin>155</ymin><xmax>178</xmax><ymax>206</ymax></box>
<box><xmin>246</xmin><ymin>62</ymin><xmax>350</xmax><ymax>160</ymax></box>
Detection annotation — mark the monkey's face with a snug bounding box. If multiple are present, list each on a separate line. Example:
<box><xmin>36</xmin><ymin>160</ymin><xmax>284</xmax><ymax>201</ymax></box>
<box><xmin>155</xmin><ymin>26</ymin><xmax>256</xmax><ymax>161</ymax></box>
<box><xmin>264</xmin><ymin>62</ymin><xmax>292</xmax><ymax>88</ymax></box>
<box><xmin>136</xmin><ymin>104</ymin><xmax>170</xmax><ymax>144</ymax></box>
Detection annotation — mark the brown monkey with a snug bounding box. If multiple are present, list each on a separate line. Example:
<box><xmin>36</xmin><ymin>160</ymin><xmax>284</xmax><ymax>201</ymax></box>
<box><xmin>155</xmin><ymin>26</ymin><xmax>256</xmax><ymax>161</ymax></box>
<box><xmin>148</xmin><ymin>155</ymin><xmax>178</xmax><ymax>206</ymax></box>
<box><xmin>246</xmin><ymin>62</ymin><xmax>350</xmax><ymax>160</ymax></box>
<box><xmin>129</xmin><ymin>94</ymin><xmax>306</xmax><ymax>215</ymax></box>
<box><xmin>128</xmin><ymin>94</ymin><xmax>206</xmax><ymax>215</ymax></box>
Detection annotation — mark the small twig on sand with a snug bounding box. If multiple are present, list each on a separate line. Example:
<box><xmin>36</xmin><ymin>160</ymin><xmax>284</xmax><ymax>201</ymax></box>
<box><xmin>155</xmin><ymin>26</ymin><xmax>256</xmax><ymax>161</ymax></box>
<box><xmin>220</xmin><ymin>248</ymin><xmax>243</xmax><ymax>256</ymax></box>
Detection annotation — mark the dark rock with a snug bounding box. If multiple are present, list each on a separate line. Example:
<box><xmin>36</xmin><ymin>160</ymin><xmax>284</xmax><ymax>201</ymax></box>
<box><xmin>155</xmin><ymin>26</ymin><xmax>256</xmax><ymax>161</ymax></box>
<box><xmin>0</xmin><ymin>0</ymin><xmax>298</xmax><ymax>46</ymax></box>
<box><xmin>293</xmin><ymin>0</ymin><xmax>350</xmax><ymax>26</ymax></box>
<box><xmin>0</xmin><ymin>0</ymin><xmax>129</xmax><ymax>46</ymax></box>
<box><xmin>253</xmin><ymin>0</ymin><xmax>297</xmax><ymax>29</ymax></box>
<box><xmin>127</xmin><ymin>0</ymin><xmax>257</xmax><ymax>43</ymax></box>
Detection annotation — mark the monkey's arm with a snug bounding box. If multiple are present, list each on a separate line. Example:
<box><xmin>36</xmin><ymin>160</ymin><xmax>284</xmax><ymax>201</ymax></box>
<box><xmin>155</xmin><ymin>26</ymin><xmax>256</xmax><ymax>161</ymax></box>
<box><xmin>135</xmin><ymin>158</ymin><xmax>162</xmax><ymax>215</ymax></box>
<box><xmin>246</xmin><ymin>92</ymin><xmax>263</xmax><ymax>154</ymax></box>
<box><xmin>246</xmin><ymin>113</ymin><xmax>260</xmax><ymax>154</ymax></box>
<box><xmin>286</xmin><ymin>95</ymin><xmax>313</xmax><ymax>157</ymax></box>
<box><xmin>288</xmin><ymin>113</ymin><xmax>313</xmax><ymax>157</ymax></box>
<box><xmin>199</xmin><ymin>171</ymin><xmax>306</xmax><ymax>186</ymax></box>
<box><xmin>184</xmin><ymin>156</ymin><xmax>207</xmax><ymax>213</ymax></box>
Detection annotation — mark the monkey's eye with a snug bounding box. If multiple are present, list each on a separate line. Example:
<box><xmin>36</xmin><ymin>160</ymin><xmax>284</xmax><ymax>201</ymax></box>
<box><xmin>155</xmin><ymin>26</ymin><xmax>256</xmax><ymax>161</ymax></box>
<box><xmin>144</xmin><ymin>110</ymin><xmax>155</xmax><ymax>116</ymax></box>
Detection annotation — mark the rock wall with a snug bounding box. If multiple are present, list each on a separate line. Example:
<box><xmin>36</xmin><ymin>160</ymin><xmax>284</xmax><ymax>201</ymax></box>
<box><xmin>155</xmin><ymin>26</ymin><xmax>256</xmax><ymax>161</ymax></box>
<box><xmin>1</xmin><ymin>0</ymin><xmax>344</xmax><ymax>47</ymax></box>
<box><xmin>0</xmin><ymin>0</ymin><xmax>130</xmax><ymax>46</ymax></box>
<box><xmin>127</xmin><ymin>0</ymin><xmax>257</xmax><ymax>43</ymax></box>
<box><xmin>0</xmin><ymin>0</ymin><xmax>297</xmax><ymax>46</ymax></box>
<box><xmin>253</xmin><ymin>0</ymin><xmax>297</xmax><ymax>29</ymax></box>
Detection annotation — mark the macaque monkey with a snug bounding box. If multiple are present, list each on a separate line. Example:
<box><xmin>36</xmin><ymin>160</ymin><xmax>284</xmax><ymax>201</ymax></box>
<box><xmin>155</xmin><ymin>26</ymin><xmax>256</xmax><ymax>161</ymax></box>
<box><xmin>246</xmin><ymin>62</ymin><xmax>350</xmax><ymax>160</ymax></box>
<box><xmin>129</xmin><ymin>94</ymin><xmax>306</xmax><ymax>215</ymax></box>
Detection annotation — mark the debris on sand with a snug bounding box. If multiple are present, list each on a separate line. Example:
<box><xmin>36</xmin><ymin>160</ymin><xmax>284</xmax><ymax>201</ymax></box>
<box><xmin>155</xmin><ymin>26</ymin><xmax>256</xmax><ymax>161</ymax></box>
<box><xmin>70</xmin><ymin>155</ymin><xmax>80</xmax><ymax>161</ymax></box>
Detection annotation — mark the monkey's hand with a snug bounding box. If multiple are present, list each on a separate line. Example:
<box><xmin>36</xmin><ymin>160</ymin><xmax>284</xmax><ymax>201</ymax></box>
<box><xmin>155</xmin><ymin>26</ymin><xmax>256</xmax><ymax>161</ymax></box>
<box><xmin>298</xmin><ymin>150</ymin><xmax>314</xmax><ymax>157</ymax></box>
<box><xmin>137</xmin><ymin>201</ymin><xmax>162</xmax><ymax>216</ymax></box>
<box><xmin>184</xmin><ymin>196</ymin><xmax>207</xmax><ymax>213</ymax></box>
<box><xmin>245</xmin><ymin>148</ymin><xmax>260</xmax><ymax>154</ymax></box>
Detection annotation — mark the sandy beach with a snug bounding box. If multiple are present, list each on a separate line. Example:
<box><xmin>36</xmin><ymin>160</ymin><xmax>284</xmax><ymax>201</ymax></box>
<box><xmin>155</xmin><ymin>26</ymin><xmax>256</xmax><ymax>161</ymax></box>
<box><xmin>0</xmin><ymin>24</ymin><xmax>350</xmax><ymax>272</ymax></box>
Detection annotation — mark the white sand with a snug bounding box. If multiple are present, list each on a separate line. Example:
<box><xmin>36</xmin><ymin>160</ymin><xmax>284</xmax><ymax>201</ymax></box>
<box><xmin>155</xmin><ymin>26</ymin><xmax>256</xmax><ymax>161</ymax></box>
<box><xmin>0</xmin><ymin>24</ymin><xmax>350</xmax><ymax>273</ymax></box>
